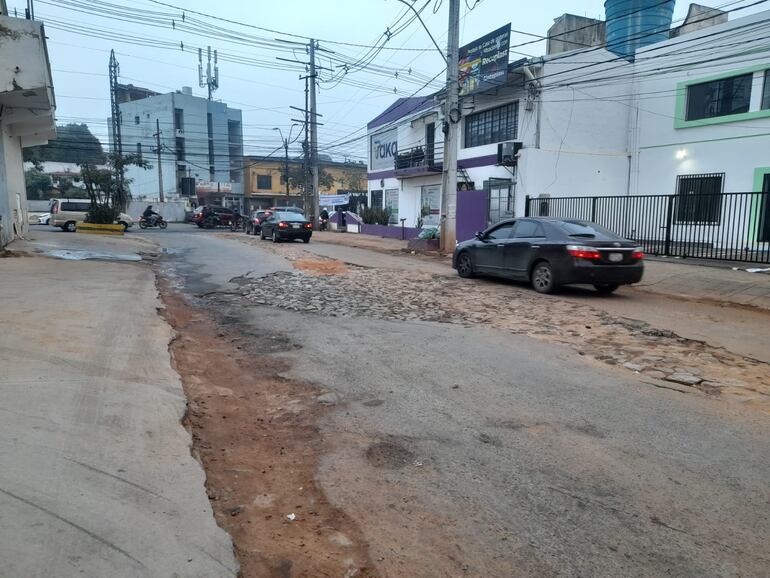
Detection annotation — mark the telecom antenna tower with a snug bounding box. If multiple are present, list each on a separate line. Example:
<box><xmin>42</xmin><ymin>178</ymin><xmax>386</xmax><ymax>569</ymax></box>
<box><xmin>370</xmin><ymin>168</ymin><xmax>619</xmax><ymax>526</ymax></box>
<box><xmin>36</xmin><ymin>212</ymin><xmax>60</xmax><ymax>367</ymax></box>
<box><xmin>198</xmin><ymin>46</ymin><xmax>219</xmax><ymax>100</ymax></box>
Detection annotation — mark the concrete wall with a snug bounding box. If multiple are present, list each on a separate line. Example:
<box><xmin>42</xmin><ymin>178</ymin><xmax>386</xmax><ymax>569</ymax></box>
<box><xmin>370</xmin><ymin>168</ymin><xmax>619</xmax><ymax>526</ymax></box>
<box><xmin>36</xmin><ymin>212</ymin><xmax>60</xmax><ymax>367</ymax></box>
<box><xmin>0</xmin><ymin>122</ymin><xmax>27</xmax><ymax>245</ymax></box>
<box><xmin>125</xmin><ymin>200</ymin><xmax>189</xmax><ymax>222</ymax></box>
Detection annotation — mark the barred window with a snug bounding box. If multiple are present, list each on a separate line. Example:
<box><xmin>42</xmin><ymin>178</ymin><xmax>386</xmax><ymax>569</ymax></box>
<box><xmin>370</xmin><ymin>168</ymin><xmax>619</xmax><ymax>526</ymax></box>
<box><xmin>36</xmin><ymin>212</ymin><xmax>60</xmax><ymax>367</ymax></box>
<box><xmin>464</xmin><ymin>102</ymin><xmax>518</xmax><ymax>148</ymax></box>
<box><xmin>675</xmin><ymin>173</ymin><xmax>724</xmax><ymax>224</ymax></box>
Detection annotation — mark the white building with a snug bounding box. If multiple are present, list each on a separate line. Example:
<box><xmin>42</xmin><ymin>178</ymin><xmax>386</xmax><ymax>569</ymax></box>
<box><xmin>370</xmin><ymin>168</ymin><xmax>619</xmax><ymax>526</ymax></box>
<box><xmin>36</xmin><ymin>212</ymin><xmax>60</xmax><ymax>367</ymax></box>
<box><xmin>366</xmin><ymin>4</ymin><xmax>770</xmax><ymax>254</ymax></box>
<box><xmin>117</xmin><ymin>87</ymin><xmax>243</xmax><ymax>206</ymax></box>
<box><xmin>0</xmin><ymin>8</ymin><xmax>56</xmax><ymax>246</ymax></box>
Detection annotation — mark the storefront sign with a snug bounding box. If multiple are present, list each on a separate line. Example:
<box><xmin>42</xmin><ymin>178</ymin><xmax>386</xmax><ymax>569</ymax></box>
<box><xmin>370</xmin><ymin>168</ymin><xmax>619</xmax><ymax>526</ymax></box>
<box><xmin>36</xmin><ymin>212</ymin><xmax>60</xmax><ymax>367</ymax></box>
<box><xmin>196</xmin><ymin>180</ymin><xmax>232</xmax><ymax>194</ymax></box>
<box><xmin>459</xmin><ymin>24</ymin><xmax>511</xmax><ymax>96</ymax></box>
<box><xmin>370</xmin><ymin>128</ymin><xmax>398</xmax><ymax>171</ymax></box>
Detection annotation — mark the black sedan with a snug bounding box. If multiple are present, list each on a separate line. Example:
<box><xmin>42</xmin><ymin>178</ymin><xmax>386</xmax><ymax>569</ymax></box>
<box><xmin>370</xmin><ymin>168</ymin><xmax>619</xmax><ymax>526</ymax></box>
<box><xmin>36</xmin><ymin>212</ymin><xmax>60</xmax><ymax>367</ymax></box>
<box><xmin>452</xmin><ymin>218</ymin><xmax>643</xmax><ymax>294</ymax></box>
<box><xmin>259</xmin><ymin>211</ymin><xmax>313</xmax><ymax>243</ymax></box>
<box><xmin>244</xmin><ymin>210</ymin><xmax>271</xmax><ymax>235</ymax></box>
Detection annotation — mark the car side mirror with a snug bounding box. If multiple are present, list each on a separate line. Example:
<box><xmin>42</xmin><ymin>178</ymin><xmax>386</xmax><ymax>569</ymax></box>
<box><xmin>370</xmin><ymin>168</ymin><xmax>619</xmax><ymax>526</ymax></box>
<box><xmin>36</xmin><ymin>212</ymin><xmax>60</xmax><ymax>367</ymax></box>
<box><xmin>475</xmin><ymin>231</ymin><xmax>484</xmax><ymax>241</ymax></box>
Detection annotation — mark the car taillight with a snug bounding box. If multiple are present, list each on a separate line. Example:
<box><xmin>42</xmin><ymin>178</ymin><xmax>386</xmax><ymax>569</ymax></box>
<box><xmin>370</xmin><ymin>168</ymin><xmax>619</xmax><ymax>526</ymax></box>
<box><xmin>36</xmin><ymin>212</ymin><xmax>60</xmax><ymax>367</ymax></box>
<box><xmin>567</xmin><ymin>245</ymin><xmax>601</xmax><ymax>260</ymax></box>
<box><xmin>278</xmin><ymin>222</ymin><xmax>288</xmax><ymax>229</ymax></box>
<box><xmin>254</xmin><ymin>218</ymin><xmax>261</xmax><ymax>224</ymax></box>
<box><xmin>632</xmin><ymin>247</ymin><xmax>644</xmax><ymax>260</ymax></box>
<box><xmin>52</xmin><ymin>203</ymin><xmax>59</xmax><ymax>214</ymax></box>
<box><xmin>305</xmin><ymin>223</ymin><xmax>312</xmax><ymax>229</ymax></box>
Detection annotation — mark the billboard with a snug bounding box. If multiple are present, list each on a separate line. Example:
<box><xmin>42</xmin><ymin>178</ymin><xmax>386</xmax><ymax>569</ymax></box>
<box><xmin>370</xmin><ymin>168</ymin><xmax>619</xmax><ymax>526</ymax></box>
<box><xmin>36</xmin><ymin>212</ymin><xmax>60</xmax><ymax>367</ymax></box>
<box><xmin>459</xmin><ymin>24</ymin><xmax>511</xmax><ymax>96</ymax></box>
<box><xmin>370</xmin><ymin>128</ymin><xmax>398</xmax><ymax>171</ymax></box>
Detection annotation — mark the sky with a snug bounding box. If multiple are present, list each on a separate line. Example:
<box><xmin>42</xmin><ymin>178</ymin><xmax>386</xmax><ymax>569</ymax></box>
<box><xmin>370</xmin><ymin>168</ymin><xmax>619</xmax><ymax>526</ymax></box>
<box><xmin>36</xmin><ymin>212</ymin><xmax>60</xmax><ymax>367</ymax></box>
<box><xmin>11</xmin><ymin>0</ymin><xmax>766</xmax><ymax>163</ymax></box>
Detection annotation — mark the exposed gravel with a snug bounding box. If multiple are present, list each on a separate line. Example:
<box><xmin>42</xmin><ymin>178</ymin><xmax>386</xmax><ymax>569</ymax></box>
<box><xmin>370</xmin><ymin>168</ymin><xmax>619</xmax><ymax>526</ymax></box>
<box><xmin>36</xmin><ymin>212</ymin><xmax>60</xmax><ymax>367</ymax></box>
<box><xmin>227</xmin><ymin>234</ymin><xmax>769</xmax><ymax>408</ymax></box>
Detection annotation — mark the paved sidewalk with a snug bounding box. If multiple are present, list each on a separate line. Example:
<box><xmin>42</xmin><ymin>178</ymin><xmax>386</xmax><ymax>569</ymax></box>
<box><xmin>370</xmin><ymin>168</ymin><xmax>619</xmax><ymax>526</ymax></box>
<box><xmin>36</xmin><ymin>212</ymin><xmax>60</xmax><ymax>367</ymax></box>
<box><xmin>312</xmin><ymin>231</ymin><xmax>770</xmax><ymax>311</ymax></box>
<box><xmin>0</xmin><ymin>251</ymin><xmax>237</xmax><ymax>577</ymax></box>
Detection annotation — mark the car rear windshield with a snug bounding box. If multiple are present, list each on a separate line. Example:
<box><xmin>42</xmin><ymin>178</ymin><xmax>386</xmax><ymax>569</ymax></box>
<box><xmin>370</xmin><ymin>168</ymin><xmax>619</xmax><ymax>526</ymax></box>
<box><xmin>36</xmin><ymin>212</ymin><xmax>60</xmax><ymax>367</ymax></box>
<box><xmin>557</xmin><ymin>220</ymin><xmax>620</xmax><ymax>239</ymax></box>
<box><xmin>277</xmin><ymin>212</ymin><xmax>305</xmax><ymax>221</ymax></box>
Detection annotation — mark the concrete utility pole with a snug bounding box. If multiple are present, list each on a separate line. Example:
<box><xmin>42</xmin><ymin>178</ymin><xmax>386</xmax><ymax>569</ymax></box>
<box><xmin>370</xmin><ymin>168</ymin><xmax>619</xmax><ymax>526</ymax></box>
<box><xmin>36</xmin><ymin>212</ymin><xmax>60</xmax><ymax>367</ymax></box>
<box><xmin>154</xmin><ymin>119</ymin><xmax>165</xmax><ymax>203</ymax></box>
<box><xmin>309</xmin><ymin>39</ymin><xmax>320</xmax><ymax>228</ymax></box>
<box><xmin>108</xmin><ymin>49</ymin><xmax>125</xmax><ymax>195</ymax></box>
<box><xmin>440</xmin><ymin>0</ymin><xmax>460</xmax><ymax>251</ymax></box>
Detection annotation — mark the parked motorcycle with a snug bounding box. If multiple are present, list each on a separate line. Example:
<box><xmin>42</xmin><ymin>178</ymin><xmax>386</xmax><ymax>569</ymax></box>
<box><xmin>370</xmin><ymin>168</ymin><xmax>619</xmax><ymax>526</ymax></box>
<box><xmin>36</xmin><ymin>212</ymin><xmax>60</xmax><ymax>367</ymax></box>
<box><xmin>139</xmin><ymin>215</ymin><xmax>168</xmax><ymax>229</ymax></box>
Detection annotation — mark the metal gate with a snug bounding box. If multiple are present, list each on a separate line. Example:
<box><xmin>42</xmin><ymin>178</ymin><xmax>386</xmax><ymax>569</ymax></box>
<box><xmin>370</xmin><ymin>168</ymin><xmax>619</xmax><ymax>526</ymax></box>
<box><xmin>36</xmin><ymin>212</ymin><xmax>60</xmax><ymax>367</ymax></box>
<box><xmin>525</xmin><ymin>191</ymin><xmax>770</xmax><ymax>264</ymax></box>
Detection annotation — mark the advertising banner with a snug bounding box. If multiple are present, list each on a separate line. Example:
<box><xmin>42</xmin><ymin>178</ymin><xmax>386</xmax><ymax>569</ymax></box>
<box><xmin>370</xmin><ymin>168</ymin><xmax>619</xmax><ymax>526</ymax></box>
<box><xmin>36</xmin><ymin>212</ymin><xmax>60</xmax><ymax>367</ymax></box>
<box><xmin>421</xmin><ymin>184</ymin><xmax>441</xmax><ymax>228</ymax></box>
<box><xmin>319</xmin><ymin>193</ymin><xmax>350</xmax><ymax>206</ymax></box>
<box><xmin>459</xmin><ymin>24</ymin><xmax>511</xmax><ymax>96</ymax></box>
<box><xmin>385</xmin><ymin>188</ymin><xmax>399</xmax><ymax>224</ymax></box>
<box><xmin>370</xmin><ymin>128</ymin><xmax>398</xmax><ymax>171</ymax></box>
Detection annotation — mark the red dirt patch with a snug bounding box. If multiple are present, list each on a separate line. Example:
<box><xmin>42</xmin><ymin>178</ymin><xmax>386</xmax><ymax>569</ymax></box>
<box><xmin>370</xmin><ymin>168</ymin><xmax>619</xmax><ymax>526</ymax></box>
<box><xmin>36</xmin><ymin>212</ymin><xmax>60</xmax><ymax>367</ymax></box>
<box><xmin>158</xmin><ymin>284</ymin><xmax>376</xmax><ymax>577</ymax></box>
<box><xmin>292</xmin><ymin>259</ymin><xmax>348</xmax><ymax>276</ymax></box>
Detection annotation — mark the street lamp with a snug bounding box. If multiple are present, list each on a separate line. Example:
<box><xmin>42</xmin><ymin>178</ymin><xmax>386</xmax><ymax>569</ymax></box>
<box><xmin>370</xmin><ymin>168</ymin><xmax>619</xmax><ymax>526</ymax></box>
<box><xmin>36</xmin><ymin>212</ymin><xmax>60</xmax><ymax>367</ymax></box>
<box><xmin>273</xmin><ymin>125</ymin><xmax>298</xmax><ymax>206</ymax></box>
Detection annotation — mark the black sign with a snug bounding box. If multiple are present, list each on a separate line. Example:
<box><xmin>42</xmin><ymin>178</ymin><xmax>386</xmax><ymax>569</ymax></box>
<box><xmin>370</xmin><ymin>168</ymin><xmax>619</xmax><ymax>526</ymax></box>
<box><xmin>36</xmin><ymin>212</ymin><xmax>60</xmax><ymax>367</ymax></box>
<box><xmin>458</xmin><ymin>24</ymin><xmax>511</xmax><ymax>96</ymax></box>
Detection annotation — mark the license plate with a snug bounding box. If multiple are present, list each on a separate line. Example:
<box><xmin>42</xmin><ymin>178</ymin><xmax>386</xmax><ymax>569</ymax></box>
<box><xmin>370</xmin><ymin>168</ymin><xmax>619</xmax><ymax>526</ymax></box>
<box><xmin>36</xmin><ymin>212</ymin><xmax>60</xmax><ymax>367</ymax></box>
<box><xmin>291</xmin><ymin>224</ymin><xmax>300</xmax><ymax>229</ymax></box>
<box><xmin>609</xmin><ymin>253</ymin><xmax>623</xmax><ymax>262</ymax></box>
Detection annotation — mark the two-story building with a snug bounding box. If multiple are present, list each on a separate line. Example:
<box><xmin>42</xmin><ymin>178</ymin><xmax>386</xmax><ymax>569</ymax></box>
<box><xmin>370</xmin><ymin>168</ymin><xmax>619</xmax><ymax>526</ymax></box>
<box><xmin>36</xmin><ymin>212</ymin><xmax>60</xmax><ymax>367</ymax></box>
<box><xmin>243</xmin><ymin>156</ymin><xmax>366</xmax><ymax>212</ymax></box>
<box><xmin>366</xmin><ymin>3</ymin><xmax>770</xmax><ymax>257</ymax></box>
<box><xmin>0</xmin><ymin>7</ymin><xmax>56</xmax><ymax>246</ymax></box>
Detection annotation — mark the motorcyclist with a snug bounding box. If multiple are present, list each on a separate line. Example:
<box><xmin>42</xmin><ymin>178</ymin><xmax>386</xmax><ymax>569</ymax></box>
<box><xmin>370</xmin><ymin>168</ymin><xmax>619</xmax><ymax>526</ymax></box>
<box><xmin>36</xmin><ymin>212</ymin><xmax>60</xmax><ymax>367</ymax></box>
<box><xmin>319</xmin><ymin>208</ymin><xmax>329</xmax><ymax>231</ymax></box>
<box><xmin>143</xmin><ymin>205</ymin><xmax>160</xmax><ymax>226</ymax></box>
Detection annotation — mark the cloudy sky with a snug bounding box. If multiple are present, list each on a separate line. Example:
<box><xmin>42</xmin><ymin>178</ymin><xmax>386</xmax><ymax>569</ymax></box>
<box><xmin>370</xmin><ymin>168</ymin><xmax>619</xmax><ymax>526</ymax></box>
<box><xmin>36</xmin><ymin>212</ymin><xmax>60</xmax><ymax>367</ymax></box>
<box><xmin>10</xmin><ymin>0</ymin><xmax>763</xmax><ymax>162</ymax></box>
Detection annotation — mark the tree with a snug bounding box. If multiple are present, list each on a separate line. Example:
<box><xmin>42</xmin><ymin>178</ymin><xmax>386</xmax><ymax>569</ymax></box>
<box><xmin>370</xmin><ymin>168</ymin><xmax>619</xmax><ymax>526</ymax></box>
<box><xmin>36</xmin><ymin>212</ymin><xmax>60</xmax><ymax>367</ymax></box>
<box><xmin>80</xmin><ymin>153</ymin><xmax>150</xmax><ymax>222</ymax></box>
<box><xmin>339</xmin><ymin>165</ymin><xmax>366</xmax><ymax>192</ymax></box>
<box><xmin>24</xmin><ymin>123</ymin><xmax>106</xmax><ymax>165</ymax></box>
<box><xmin>25</xmin><ymin>168</ymin><xmax>53</xmax><ymax>199</ymax></box>
<box><xmin>286</xmin><ymin>164</ymin><xmax>335</xmax><ymax>192</ymax></box>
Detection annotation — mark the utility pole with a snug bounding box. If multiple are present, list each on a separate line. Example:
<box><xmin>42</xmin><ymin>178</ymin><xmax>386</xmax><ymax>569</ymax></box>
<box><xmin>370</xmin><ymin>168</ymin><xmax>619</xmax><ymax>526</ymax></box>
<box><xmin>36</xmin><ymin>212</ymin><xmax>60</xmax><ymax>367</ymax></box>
<box><xmin>154</xmin><ymin>119</ymin><xmax>165</xmax><ymax>203</ymax></box>
<box><xmin>303</xmin><ymin>76</ymin><xmax>310</xmax><ymax>213</ymax></box>
<box><xmin>309</xmin><ymin>39</ymin><xmax>319</xmax><ymax>228</ymax></box>
<box><xmin>108</xmin><ymin>49</ymin><xmax>125</xmax><ymax>198</ymax></box>
<box><xmin>440</xmin><ymin>0</ymin><xmax>460</xmax><ymax>251</ymax></box>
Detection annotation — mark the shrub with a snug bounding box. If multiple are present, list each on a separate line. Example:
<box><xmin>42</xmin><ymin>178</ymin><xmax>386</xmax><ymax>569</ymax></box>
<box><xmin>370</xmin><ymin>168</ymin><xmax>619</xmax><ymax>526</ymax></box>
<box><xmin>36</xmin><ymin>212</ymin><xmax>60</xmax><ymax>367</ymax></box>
<box><xmin>84</xmin><ymin>204</ymin><xmax>119</xmax><ymax>224</ymax></box>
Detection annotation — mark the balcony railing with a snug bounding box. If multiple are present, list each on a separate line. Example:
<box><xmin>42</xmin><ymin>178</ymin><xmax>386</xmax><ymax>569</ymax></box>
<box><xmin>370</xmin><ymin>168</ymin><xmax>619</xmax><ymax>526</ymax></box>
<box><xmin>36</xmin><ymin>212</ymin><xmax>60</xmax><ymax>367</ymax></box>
<box><xmin>393</xmin><ymin>143</ymin><xmax>443</xmax><ymax>177</ymax></box>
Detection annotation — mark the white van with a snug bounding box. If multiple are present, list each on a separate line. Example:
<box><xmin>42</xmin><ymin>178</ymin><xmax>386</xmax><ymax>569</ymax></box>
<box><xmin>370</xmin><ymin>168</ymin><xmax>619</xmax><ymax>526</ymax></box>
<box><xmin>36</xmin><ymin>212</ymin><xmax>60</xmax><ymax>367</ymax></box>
<box><xmin>49</xmin><ymin>199</ymin><xmax>134</xmax><ymax>232</ymax></box>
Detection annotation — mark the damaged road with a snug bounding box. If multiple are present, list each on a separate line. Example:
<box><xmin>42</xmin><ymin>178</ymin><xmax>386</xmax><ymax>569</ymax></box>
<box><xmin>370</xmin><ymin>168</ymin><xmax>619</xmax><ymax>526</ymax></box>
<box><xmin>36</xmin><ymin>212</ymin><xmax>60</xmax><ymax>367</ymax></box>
<box><xmin>148</xmin><ymin>226</ymin><xmax>770</xmax><ymax>577</ymax></box>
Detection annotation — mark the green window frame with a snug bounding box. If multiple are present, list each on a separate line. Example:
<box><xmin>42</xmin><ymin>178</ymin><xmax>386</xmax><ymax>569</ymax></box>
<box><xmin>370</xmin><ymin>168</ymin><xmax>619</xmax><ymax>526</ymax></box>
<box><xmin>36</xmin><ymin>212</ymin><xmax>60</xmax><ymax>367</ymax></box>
<box><xmin>762</xmin><ymin>70</ymin><xmax>770</xmax><ymax>110</ymax></box>
<box><xmin>674</xmin><ymin>63</ymin><xmax>770</xmax><ymax>129</ymax></box>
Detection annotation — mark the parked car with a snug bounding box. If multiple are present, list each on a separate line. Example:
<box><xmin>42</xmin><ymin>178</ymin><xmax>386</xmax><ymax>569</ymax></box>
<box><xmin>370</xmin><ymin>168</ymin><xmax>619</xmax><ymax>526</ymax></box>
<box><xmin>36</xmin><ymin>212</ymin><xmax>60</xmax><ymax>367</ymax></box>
<box><xmin>49</xmin><ymin>199</ymin><xmax>134</xmax><ymax>232</ymax></box>
<box><xmin>37</xmin><ymin>212</ymin><xmax>51</xmax><ymax>225</ymax></box>
<box><xmin>259</xmin><ymin>211</ymin><xmax>312</xmax><ymax>243</ymax></box>
<box><xmin>244</xmin><ymin>210</ymin><xmax>271</xmax><ymax>235</ymax></box>
<box><xmin>453</xmin><ymin>218</ymin><xmax>643</xmax><ymax>294</ymax></box>
<box><xmin>192</xmin><ymin>205</ymin><xmax>236</xmax><ymax>228</ymax></box>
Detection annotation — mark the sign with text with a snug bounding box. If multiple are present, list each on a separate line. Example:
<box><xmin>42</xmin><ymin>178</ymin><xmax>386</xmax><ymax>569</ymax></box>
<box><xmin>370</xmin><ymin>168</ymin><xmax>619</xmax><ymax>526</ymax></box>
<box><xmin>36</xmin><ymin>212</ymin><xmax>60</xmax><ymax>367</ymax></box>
<box><xmin>319</xmin><ymin>193</ymin><xmax>350</xmax><ymax>207</ymax></box>
<box><xmin>459</xmin><ymin>24</ymin><xmax>511</xmax><ymax>96</ymax></box>
<box><xmin>370</xmin><ymin>128</ymin><xmax>398</xmax><ymax>171</ymax></box>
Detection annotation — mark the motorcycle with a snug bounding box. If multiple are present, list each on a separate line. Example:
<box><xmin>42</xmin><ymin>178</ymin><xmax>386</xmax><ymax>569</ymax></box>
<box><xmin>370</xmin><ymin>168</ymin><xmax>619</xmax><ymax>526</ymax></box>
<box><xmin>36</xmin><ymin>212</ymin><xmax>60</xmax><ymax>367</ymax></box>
<box><xmin>139</xmin><ymin>215</ymin><xmax>168</xmax><ymax>229</ymax></box>
<box><xmin>319</xmin><ymin>217</ymin><xmax>329</xmax><ymax>231</ymax></box>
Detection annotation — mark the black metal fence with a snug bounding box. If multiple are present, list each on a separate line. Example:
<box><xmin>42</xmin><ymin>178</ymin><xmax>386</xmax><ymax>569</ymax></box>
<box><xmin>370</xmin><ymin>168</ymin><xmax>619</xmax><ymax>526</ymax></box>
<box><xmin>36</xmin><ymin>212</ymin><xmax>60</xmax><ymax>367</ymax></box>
<box><xmin>525</xmin><ymin>192</ymin><xmax>770</xmax><ymax>264</ymax></box>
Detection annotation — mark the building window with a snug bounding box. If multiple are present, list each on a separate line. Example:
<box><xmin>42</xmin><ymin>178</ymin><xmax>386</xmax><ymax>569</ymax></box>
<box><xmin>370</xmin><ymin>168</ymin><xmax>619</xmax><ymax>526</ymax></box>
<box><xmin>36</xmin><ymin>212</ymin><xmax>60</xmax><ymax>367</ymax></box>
<box><xmin>134</xmin><ymin>115</ymin><xmax>140</xmax><ymax>125</ymax></box>
<box><xmin>370</xmin><ymin>189</ymin><xmax>383</xmax><ymax>208</ymax></box>
<box><xmin>762</xmin><ymin>70</ymin><xmax>770</xmax><ymax>110</ymax></box>
<box><xmin>685</xmin><ymin>74</ymin><xmax>752</xmax><ymax>121</ymax></box>
<box><xmin>675</xmin><ymin>173</ymin><xmax>724</xmax><ymax>224</ymax></box>
<box><xmin>174</xmin><ymin>108</ymin><xmax>184</xmax><ymax>131</ymax></box>
<box><xmin>176</xmin><ymin>137</ymin><xmax>185</xmax><ymax>161</ymax></box>
<box><xmin>136</xmin><ymin>142</ymin><xmax>142</xmax><ymax>160</ymax></box>
<box><xmin>464</xmin><ymin>102</ymin><xmax>518</xmax><ymax>148</ymax></box>
<box><xmin>257</xmin><ymin>174</ymin><xmax>272</xmax><ymax>190</ymax></box>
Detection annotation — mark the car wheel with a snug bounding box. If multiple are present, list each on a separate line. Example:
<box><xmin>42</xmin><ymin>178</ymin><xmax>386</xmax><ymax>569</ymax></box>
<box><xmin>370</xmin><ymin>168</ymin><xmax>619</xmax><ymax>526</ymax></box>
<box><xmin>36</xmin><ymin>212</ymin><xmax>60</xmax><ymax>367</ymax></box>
<box><xmin>302</xmin><ymin>237</ymin><xmax>310</xmax><ymax>244</ymax></box>
<box><xmin>65</xmin><ymin>221</ymin><xmax>76</xmax><ymax>233</ymax></box>
<box><xmin>456</xmin><ymin>252</ymin><xmax>474</xmax><ymax>278</ymax></box>
<box><xmin>260</xmin><ymin>228</ymin><xmax>266</xmax><ymax>240</ymax></box>
<box><xmin>531</xmin><ymin>262</ymin><xmax>556</xmax><ymax>294</ymax></box>
<box><xmin>119</xmin><ymin>221</ymin><xmax>129</xmax><ymax>232</ymax></box>
<box><xmin>45</xmin><ymin>218</ymin><xmax>50</xmax><ymax>225</ymax></box>
<box><xmin>594</xmin><ymin>283</ymin><xmax>619</xmax><ymax>294</ymax></box>
<box><xmin>272</xmin><ymin>230</ymin><xmax>279</xmax><ymax>243</ymax></box>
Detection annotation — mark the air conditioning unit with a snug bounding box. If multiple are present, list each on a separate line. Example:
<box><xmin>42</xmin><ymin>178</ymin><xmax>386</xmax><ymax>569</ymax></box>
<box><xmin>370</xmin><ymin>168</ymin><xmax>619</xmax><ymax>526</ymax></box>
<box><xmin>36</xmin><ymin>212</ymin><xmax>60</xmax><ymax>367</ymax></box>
<box><xmin>497</xmin><ymin>141</ymin><xmax>523</xmax><ymax>166</ymax></box>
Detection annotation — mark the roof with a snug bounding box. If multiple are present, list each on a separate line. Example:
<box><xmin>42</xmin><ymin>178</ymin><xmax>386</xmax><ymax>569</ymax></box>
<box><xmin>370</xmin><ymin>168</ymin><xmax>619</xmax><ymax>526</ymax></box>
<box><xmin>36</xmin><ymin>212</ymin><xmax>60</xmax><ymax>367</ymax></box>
<box><xmin>367</xmin><ymin>94</ymin><xmax>437</xmax><ymax>131</ymax></box>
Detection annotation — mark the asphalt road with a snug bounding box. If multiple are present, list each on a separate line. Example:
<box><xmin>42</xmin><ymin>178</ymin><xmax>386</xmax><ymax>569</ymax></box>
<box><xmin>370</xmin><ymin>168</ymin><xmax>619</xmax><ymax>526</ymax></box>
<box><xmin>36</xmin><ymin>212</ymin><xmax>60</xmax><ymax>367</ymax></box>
<box><xmin>150</xmin><ymin>224</ymin><xmax>770</xmax><ymax>577</ymax></box>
